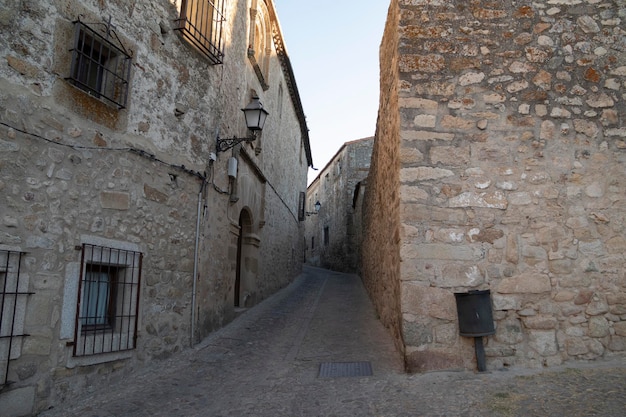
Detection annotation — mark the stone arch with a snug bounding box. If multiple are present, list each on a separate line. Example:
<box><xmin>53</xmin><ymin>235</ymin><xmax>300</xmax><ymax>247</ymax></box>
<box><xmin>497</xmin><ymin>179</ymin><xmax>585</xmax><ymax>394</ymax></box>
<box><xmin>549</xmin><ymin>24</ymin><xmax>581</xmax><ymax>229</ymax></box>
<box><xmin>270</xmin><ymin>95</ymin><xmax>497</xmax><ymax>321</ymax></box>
<box><xmin>234</xmin><ymin>207</ymin><xmax>259</xmax><ymax>308</ymax></box>
<box><xmin>229</xmin><ymin>157</ymin><xmax>265</xmax><ymax>309</ymax></box>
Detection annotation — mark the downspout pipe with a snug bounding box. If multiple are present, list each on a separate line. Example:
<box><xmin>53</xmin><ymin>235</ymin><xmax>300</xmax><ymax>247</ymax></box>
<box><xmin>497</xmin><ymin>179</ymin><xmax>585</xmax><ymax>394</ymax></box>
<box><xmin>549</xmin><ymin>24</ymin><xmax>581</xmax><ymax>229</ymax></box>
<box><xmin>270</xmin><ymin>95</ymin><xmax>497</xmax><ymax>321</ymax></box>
<box><xmin>191</xmin><ymin>180</ymin><xmax>205</xmax><ymax>347</ymax></box>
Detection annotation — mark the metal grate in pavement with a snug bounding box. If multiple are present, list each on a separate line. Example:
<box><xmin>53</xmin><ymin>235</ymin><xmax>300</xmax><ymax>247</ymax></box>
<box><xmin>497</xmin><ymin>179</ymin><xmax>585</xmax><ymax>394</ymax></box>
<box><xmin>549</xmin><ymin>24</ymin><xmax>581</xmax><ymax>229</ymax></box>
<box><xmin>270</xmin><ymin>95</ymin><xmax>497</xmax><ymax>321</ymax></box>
<box><xmin>318</xmin><ymin>361</ymin><xmax>373</xmax><ymax>378</ymax></box>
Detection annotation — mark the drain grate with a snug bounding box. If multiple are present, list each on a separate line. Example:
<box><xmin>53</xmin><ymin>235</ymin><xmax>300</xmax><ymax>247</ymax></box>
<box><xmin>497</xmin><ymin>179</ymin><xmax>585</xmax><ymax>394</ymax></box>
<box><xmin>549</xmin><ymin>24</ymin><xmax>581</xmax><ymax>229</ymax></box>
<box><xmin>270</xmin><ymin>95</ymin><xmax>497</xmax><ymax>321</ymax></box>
<box><xmin>318</xmin><ymin>361</ymin><xmax>373</xmax><ymax>378</ymax></box>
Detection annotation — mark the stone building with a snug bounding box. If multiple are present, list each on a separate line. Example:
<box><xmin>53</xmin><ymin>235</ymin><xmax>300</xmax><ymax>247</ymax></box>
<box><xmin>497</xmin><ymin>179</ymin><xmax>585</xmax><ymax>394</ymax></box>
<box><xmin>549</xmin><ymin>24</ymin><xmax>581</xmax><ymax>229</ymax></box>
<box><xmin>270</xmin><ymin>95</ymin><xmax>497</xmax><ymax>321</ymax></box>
<box><xmin>362</xmin><ymin>0</ymin><xmax>626</xmax><ymax>372</ymax></box>
<box><xmin>0</xmin><ymin>0</ymin><xmax>311</xmax><ymax>415</ymax></box>
<box><xmin>305</xmin><ymin>137</ymin><xmax>373</xmax><ymax>272</ymax></box>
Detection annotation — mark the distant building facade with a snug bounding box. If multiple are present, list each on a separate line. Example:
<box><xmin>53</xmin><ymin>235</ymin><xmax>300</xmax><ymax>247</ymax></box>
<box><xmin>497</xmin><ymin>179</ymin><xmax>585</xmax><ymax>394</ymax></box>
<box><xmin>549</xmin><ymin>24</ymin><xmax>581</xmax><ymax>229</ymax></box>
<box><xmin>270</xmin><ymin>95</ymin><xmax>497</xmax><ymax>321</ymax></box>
<box><xmin>306</xmin><ymin>137</ymin><xmax>373</xmax><ymax>272</ymax></box>
<box><xmin>0</xmin><ymin>0</ymin><xmax>311</xmax><ymax>415</ymax></box>
<box><xmin>363</xmin><ymin>0</ymin><xmax>626</xmax><ymax>372</ymax></box>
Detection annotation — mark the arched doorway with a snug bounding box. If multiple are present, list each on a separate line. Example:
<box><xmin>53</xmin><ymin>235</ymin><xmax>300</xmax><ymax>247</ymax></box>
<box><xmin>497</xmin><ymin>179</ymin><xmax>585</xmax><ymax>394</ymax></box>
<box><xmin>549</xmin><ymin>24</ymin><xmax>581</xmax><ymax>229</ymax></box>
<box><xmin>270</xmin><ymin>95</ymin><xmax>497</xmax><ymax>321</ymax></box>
<box><xmin>234</xmin><ymin>209</ymin><xmax>254</xmax><ymax>308</ymax></box>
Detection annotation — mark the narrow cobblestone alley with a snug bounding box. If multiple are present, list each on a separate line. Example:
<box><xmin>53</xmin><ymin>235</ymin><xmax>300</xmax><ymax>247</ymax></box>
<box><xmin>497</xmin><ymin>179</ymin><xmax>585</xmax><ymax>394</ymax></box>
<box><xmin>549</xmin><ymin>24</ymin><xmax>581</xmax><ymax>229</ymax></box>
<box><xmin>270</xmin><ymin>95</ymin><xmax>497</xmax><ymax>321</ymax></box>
<box><xmin>39</xmin><ymin>266</ymin><xmax>626</xmax><ymax>417</ymax></box>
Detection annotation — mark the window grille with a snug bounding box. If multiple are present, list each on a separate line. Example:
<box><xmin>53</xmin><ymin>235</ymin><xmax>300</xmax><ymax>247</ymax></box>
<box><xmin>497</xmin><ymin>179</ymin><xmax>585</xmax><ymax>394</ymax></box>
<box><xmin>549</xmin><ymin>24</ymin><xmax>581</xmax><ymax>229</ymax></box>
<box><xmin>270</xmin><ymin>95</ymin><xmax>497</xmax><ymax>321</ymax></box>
<box><xmin>73</xmin><ymin>244</ymin><xmax>142</xmax><ymax>357</ymax></box>
<box><xmin>324</xmin><ymin>227</ymin><xmax>330</xmax><ymax>246</ymax></box>
<box><xmin>0</xmin><ymin>250</ymin><xmax>32</xmax><ymax>387</ymax></box>
<box><xmin>67</xmin><ymin>19</ymin><xmax>132</xmax><ymax>109</ymax></box>
<box><xmin>174</xmin><ymin>0</ymin><xmax>226</xmax><ymax>64</ymax></box>
<box><xmin>298</xmin><ymin>191</ymin><xmax>305</xmax><ymax>221</ymax></box>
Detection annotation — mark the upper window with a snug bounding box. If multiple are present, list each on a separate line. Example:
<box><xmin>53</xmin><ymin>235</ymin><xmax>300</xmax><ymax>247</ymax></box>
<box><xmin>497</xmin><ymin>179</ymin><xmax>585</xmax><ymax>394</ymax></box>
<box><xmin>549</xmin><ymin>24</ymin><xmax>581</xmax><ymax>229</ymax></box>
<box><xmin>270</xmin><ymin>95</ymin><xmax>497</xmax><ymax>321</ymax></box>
<box><xmin>67</xmin><ymin>20</ymin><xmax>132</xmax><ymax>109</ymax></box>
<box><xmin>73</xmin><ymin>244</ymin><xmax>142</xmax><ymax>357</ymax></box>
<box><xmin>248</xmin><ymin>2</ymin><xmax>271</xmax><ymax>89</ymax></box>
<box><xmin>175</xmin><ymin>0</ymin><xmax>226</xmax><ymax>64</ymax></box>
<box><xmin>298</xmin><ymin>191</ymin><xmax>305</xmax><ymax>221</ymax></box>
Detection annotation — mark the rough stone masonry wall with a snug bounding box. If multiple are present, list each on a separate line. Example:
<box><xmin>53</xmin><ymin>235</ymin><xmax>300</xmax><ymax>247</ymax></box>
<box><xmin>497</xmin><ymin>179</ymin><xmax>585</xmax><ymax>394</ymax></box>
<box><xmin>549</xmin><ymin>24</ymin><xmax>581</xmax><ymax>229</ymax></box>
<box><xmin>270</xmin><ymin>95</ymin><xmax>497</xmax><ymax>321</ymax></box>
<box><xmin>361</xmin><ymin>1</ymin><xmax>405</xmax><ymax>356</ymax></box>
<box><xmin>396</xmin><ymin>0</ymin><xmax>626</xmax><ymax>372</ymax></box>
<box><xmin>0</xmin><ymin>0</ymin><xmax>308</xmax><ymax>413</ymax></box>
<box><xmin>306</xmin><ymin>138</ymin><xmax>373</xmax><ymax>273</ymax></box>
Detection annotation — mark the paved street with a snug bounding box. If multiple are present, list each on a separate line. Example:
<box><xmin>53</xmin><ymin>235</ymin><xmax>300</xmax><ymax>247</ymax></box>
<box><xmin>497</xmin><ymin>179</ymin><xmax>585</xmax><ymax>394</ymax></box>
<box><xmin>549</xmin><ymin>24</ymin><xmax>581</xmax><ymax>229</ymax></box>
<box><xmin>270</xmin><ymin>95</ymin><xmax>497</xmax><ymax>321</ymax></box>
<box><xmin>40</xmin><ymin>266</ymin><xmax>626</xmax><ymax>417</ymax></box>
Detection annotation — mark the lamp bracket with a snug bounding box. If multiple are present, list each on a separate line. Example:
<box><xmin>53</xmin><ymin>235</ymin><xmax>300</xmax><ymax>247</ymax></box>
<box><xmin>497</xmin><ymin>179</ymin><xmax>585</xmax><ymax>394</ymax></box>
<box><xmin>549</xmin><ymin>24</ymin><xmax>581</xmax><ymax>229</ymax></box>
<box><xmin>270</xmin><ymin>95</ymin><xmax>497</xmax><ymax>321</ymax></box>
<box><xmin>216</xmin><ymin>136</ymin><xmax>255</xmax><ymax>154</ymax></box>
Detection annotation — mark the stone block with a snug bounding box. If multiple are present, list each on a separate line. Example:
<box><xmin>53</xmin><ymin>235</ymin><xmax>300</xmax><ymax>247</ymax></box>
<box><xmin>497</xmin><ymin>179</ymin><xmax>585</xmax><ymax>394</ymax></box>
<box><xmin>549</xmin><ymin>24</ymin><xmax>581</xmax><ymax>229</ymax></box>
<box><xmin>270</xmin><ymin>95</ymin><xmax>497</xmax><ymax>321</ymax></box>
<box><xmin>0</xmin><ymin>139</ymin><xmax>19</xmax><ymax>152</ymax></box>
<box><xmin>495</xmin><ymin>318</ymin><xmax>524</xmax><ymax>344</ymax></box>
<box><xmin>400</xmin><ymin>185</ymin><xmax>429</xmax><ymax>202</ymax></box>
<box><xmin>402</xmin><ymin>243</ymin><xmax>482</xmax><ymax>262</ymax></box>
<box><xmin>399</xmin><ymin>97</ymin><xmax>438</xmax><ymax>110</ymax></box>
<box><xmin>413</xmin><ymin>114</ymin><xmax>436</xmax><ymax>127</ymax></box>
<box><xmin>587</xmin><ymin>338</ymin><xmax>605</xmax><ymax>356</ymax></box>
<box><xmin>6</xmin><ymin>55</ymin><xmax>40</xmax><ymax>78</ymax></box>
<box><xmin>440</xmin><ymin>115</ymin><xmax>474</xmax><ymax>130</ymax></box>
<box><xmin>434</xmin><ymin>228</ymin><xmax>465</xmax><ymax>243</ymax></box>
<box><xmin>434</xmin><ymin>322</ymin><xmax>457</xmax><ymax>344</ymax></box>
<box><xmin>434</xmin><ymin>263</ymin><xmax>484</xmax><ymax>287</ymax></box>
<box><xmin>534</xmin><ymin>224</ymin><xmax>567</xmax><ymax>244</ymax></box>
<box><xmin>492</xmin><ymin>294</ymin><xmax>521</xmax><ymax>311</ymax></box>
<box><xmin>586</xmin><ymin>93</ymin><xmax>614</xmax><ymax>108</ymax></box>
<box><xmin>614</xmin><ymin>321</ymin><xmax>626</xmax><ymax>337</ymax></box>
<box><xmin>403</xmin><ymin>321</ymin><xmax>433</xmax><ymax>346</ymax></box>
<box><xmin>401</xmin><ymin>25</ymin><xmax>448</xmax><ymax>39</ymax></box>
<box><xmin>585</xmin><ymin>297</ymin><xmax>609</xmax><ymax>316</ymax></box>
<box><xmin>468</xmin><ymin>228</ymin><xmax>504</xmax><ymax>244</ymax></box>
<box><xmin>401</xmin><ymin>282</ymin><xmax>456</xmax><ymax>320</ymax></box>
<box><xmin>448</xmin><ymin>191</ymin><xmax>508</xmax><ymax>209</ymax></box>
<box><xmin>554</xmin><ymin>290</ymin><xmax>575</xmax><ymax>302</ymax></box>
<box><xmin>507</xmin><ymin>80</ymin><xmax>529</xmax><ymax>93</ymax></box>
<box><xmin>510</xmin><ymin>61</ymin><xmax>536</xmax><ymax>73</ymax></box>
<box><xmin>522</xmin><ymin>316</ymin><xmax>558</xmax><ymax>330</ymax></box>
<box><xmin>400</xmin><ymin>167</ymin><xmax>454</xmax><ymax>183</ymax></box>
<box><xmin>607</xmin><ymin>293</ymin><xmax>626</xmax><ymax>305</ymax></box>
<box><xmin>405</xmin><ymin>348</ymin><xmax>464</xmax><ymax>372</ymax></box>
<box><xmin>508</xmin><ymin>192</ymin><xmax>532</xmax><ymax>205</ymax></box>
<box><xmin>588</xmin><ymin>316</ymin><xmax>610</xmax><ymax>338</ymax></box>
<box><xmin>143</xmin><ymin>185</ymin><xmax>168</xmax><ymax>203</ymax></box>
<box><xmin>566</xmin><ymin>337</ymin><xmax>589</xmax><ymax>356</ymax></box>
<box><xmin>497</xmin><ymin>271</ymin><xmax>551</xmax><ymax>294</ymax></box>
<box><xmin>574</xmin><ymin>290</ymin><xmax>593</xmax><ymax>305</ymax></box>
<box><xmin>505</xmin><ymin>234</ymin><xmax>519</xmax><ymax>264</ymax></box>
<box><xmin>608</xmin><ymin>336</ymin><xmax>625</xmax><ymax>351</ymax></box>
<box><xmin>430</xmin><ymin>146</ymin><xmax>470</xmax><ymax>166</ymax></box>
<box><xmin>459</xmin><ymin>71</ymin><xmax>485</xmax><ymax>86</ymax></box>
<box><xmin>100</xmin><ymin>191</ymin><xmax>130</xmax><ymax>210</ymax></box>
<box><xmin>399</xmin><ymin>54</ymin><xmax>445</xmax><ymax>73</ymax></box>
<box><xmin>549</xmin><ymin>259</ymin><xmax>573</xmax><ymax>274</ymax></box>
<box><xmin>400</xmin><ymin>130</ymin><xmax>455</xmax><ymax>141</ymax></box>
<box><xmin>528</xmin><ymin>330</ymin><xmax>558</xmax><ymax>356</ymax></box>
<box><xmin>606</xmin><ymin>236</ymin><xmax>626</xmax><ymax>254</ymax></box>
<box><xmin>399</xmin><ymin>147</ymin><xmax>424</xmax><ymax>164</ymax></box>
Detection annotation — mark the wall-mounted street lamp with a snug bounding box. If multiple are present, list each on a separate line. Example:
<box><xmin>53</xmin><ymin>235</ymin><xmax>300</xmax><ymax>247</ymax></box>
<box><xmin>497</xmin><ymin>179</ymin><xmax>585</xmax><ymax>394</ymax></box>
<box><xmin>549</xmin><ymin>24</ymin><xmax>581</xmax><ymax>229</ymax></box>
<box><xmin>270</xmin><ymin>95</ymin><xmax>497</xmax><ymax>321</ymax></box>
<box><xmin>306</xmin><ymin>201</ymin><xmax>321</xmax><ymax>216</ymax></box>
<box><xmin>216</xmin><ymin>97</ymin><xmax>269</xmax><ymax>154</ymax></box>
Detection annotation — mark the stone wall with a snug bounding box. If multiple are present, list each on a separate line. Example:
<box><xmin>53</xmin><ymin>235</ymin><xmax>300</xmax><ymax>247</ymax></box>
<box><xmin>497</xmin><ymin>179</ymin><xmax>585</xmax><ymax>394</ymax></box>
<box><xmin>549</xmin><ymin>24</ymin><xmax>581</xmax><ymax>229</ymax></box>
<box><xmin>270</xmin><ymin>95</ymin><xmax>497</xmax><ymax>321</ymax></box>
<box><xmin>0</xmin><ymin>0</ymin><xmax>309</xmax><ymax>414</ymax></box>
<box><xmin>365</xmin><ymin>0</ymin><xmax>626</xmax><ymax>372</ymax></box>
<box><xmin>305</xmin><ymin>137</ymin><xmax>373</xmax><ymax>272</ymax></box>
<box><xmin>361</xmin><ymin>1</ymin><xmax>405</xmax><ymax>357</ymax></box>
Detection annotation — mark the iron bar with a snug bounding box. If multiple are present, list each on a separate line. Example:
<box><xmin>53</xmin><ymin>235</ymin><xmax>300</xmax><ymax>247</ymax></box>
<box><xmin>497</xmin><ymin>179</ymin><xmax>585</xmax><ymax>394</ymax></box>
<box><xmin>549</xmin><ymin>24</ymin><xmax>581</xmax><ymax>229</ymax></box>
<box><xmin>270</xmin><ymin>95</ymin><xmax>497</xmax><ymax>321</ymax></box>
<box><xmin>73</xmin><ymin>244</ymin><xmax>141</xmax><ymax>357</ymax></box>
<box><xmin>0</xmin><ymin>250</ymin><xmax>30</xmax><ymax>386</ymax></box>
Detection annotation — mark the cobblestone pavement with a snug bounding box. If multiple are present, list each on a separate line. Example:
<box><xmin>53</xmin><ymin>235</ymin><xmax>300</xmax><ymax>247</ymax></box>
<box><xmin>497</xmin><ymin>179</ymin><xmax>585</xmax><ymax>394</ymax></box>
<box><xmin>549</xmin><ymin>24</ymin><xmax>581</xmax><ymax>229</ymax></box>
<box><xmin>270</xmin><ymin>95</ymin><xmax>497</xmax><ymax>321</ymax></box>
<box><xmin>40</xmin><ymin>266</ymin><xmax>626</xmax><ymax>417</ymax></box>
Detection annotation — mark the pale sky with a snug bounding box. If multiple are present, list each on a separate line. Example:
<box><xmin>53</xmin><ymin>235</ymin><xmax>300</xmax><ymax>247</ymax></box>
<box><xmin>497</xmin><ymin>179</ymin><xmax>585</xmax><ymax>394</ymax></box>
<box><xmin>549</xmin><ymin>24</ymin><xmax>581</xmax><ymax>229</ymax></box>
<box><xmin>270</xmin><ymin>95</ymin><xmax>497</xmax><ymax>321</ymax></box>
<box><xmin>273</xmin><ymin>1</ymin><xmax>390</xmax><ymax>184</ymax></box>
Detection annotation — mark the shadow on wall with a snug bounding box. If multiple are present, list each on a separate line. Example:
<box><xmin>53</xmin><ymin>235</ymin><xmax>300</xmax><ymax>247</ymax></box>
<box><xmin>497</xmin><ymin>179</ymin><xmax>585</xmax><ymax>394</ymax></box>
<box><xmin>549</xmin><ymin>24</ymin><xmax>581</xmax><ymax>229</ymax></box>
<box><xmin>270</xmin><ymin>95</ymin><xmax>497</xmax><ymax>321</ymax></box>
<box><xmin>321</xmin><ymin>242</ymin><xmax>356</xmax><ymax>273</ymax></box>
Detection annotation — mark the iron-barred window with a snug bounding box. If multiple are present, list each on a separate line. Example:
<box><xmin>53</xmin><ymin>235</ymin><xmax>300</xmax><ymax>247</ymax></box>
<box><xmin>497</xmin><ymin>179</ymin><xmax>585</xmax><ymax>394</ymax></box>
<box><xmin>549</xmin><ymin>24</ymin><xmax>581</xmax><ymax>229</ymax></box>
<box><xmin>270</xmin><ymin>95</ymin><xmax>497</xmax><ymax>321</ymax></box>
<box><xmin>73</xmin><ymin>244</ymin><xmax>142</xmax><ymax>357</ymax></box>
<box><xmin>175</xmin><ymin>0</ymin><xmax>226</xmax><ymax>64</ymax></box>
<box><xmin>67</xmin><ymin>19</ymin><xmax>132</xmax><ymax>109</ymax></box>
<box><xmin>298</xmin><ymin>191</ymin><xmax>305</xmax><ymax>221</ymax></box>
<box><xmin>0</xmin><ymin>250</ymin><xmax>31</xmax><ymax>387</ymax></box>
